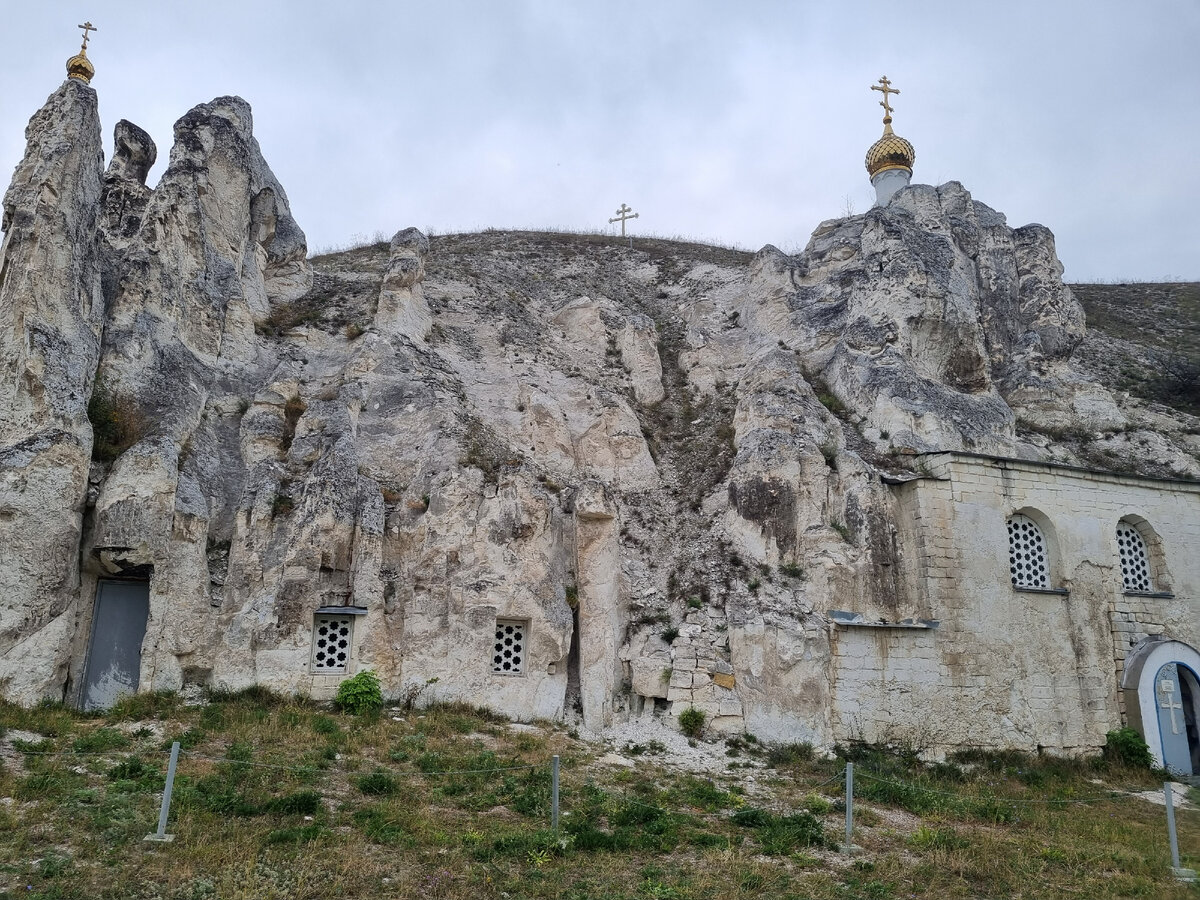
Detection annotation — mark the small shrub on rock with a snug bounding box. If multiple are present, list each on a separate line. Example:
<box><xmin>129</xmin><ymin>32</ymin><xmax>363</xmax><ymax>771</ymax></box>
<box><xmin>334</xmin><ymin>670</ymin><xmax>383</xmax><ymax>716</ymax></box>
<box><xmin>88</xmin><ymin>378</ymin><xmax>148</xmax><ymax>462</ymax></box>
<box><xmin>678</xmin><ymin>706</ymin><xmax>706</xmax><ymax>738</ymax></box>
<box><xmin>766</xmin><ymin>741</ymin><xmax>814</xmax><ymax>767</ymax></box>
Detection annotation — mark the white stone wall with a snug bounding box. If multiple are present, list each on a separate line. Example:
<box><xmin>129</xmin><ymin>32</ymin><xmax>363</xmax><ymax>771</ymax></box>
<box><xmin>831</xmin><ymin>453</ymin><xmax>1200</xmax><ymax>755</ymax></box>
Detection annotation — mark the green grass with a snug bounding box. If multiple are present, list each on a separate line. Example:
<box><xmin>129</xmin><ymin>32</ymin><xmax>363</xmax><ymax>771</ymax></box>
<box><xmin>1</xmin><ymin>696</ymin><xmax>1197</xmax><ymax>899</ymax></box>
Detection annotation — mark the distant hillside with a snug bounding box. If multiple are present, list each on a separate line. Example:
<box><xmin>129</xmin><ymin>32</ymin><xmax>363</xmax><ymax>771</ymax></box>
<box><xmin>1070</xmin><ymin>282</ymin><xmax>1200</xmax><ymax>415</ymax></box>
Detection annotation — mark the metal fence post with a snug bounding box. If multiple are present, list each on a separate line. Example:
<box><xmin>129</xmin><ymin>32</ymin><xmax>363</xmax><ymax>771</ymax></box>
<box><xmin>551</xmin><ymin>755</ymin><xmax>560</xmax><ymax>835</ymax></box>
<box><xmin>844</xmin><ymin>762</ymin><xmax>854</xmax><ymax>852</ymax></box>
<box><xmin>145</xmin><ymin>741</ymin><xmax>180</xmax><ymax>843</ymax></box>
<box><xmin>1165</xmin><ymin>781</ymin><xmax>1197</xmax><ymax>881</ymax></box>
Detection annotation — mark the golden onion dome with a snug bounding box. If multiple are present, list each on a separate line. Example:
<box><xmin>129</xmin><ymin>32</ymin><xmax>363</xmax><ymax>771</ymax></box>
<box><xmin>865</xmin><ymin>122</ymin><xmax>915</xmax><ymax>178</ymax></box>
<box><xmin>66</xmin><ymin>49</ymin><xmax>94</xmax><ymax>84</ymax></box>
<box><xmin>66</xmin><ymin>22</ymin><xmax>98</xmax><ymax>84</ymax></box>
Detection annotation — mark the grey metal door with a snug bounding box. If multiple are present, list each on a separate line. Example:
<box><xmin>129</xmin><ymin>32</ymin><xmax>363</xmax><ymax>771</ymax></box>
<box><xmin>1155</xmin><ymin>663</ymin><xmax>1194</xmax><ymax>776</ymax></box>
<box><xmin>81</xmin><ymin>580</ymin><xmax>149</xmax><ymax>711</ymax></box>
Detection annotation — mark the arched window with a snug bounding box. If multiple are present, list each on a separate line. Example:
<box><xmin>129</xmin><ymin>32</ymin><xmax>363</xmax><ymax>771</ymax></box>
<box><xmin>1007</xmin><ymin>514</ymin><xmax>1049</xmax><ymax>589</ymax></box>
<box><xmin>1117</xmin><ymin>521</ymin><xmax>1153</xmax><ymax>592</ymax></box>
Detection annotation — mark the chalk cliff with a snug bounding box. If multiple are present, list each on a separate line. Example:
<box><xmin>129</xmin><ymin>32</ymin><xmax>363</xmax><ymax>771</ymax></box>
<box><xmin>2</xmin><ymin>83</ymin><xmax>1197</xmax><ymax>746</ymax></box>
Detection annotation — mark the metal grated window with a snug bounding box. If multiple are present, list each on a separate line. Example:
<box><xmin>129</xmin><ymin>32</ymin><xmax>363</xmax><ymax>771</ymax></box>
<box><xmin>1116</xmin><ymin>522</ymin><xmax>1152</xmax><ymax>592</ymax></box>
<box><xmin>1008</xmin><ymin>515</ymin><xmax>1049</xmax><ymax>589</ymax></box>
<box><xmin>492</xmin><ymin>620</ymin><xmax>526</xmax><ymax>675</ymax></box>
<box><xmin>312</xmin><ymin>614</ymin><xmax>353</xmax><ymax>673</ymax></box>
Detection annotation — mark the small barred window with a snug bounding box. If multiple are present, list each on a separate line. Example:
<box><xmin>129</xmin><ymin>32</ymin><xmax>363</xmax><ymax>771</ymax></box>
<box><xmin>1117</xmin><ymin>522</ymin><xmax>1152</xmax><ymax>592</ymax></box>
<box><xmin>312</xmin><ymin>615</ymin><xmax>353</xmax><ymax>673</ymax></box>
<box><xmin>492</xmin><ymin>620</ymin><xmax>526</xmax><ymax>675</ymax></box>
<box><xmin>1008</xmin><ymin>515</ymin><xmax>1049</xmax><ymax>589</ymax></box>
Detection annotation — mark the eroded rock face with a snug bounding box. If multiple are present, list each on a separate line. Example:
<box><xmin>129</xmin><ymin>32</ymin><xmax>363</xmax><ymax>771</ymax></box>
<box><xmin>375</xmin><ymin>227</ymin><xmax>431</xmax><ymax>339</ymax></box>
<box><xmin>2</xmin><ymin>83</ymin><xmax>1197</xmax><ymax>754</ymax></box>
<box><xmin>0</xmin><ymin>79</ymin><xmax>105</xmax><ymax>703</ymax></box>
<box><xmin>100</xmin><ymin>120</ymin><xmax>156</xmax><ymax>252</ymax></box>
<box><xmin>734</xmin><ymin>182</ymin><xmax>1121</xmax><ymax>453</ymax></box>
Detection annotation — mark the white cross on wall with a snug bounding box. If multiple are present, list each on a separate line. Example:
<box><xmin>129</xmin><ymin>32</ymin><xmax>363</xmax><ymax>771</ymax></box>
<box><xmin>1160</xmin><ymin>679</ymin><xmax>1184</xmax><ymax>735</ymax></box>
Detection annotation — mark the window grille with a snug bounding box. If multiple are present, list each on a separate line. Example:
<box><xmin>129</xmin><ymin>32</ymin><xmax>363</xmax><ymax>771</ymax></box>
<box><xmin>492</xmin><ymin>620</ymin><xmax>526</xmax><ymax>675</ymax></box>
<box><xmin>1007</xmin><ymin>515</ymin><xmax>1049</xmax><ymax>589</ymax></box>
<box><xmin>1116</xmin><ymin>522</ymin><xmax>1152</xmax><ymax>592</ymax></box>
<box><xmin>312</xmin><ymin>614</ymin><xmax>353</xmax><ymax>673</ymax></box>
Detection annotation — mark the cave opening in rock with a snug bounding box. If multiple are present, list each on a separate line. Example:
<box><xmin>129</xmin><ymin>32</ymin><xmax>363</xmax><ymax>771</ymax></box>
<box><xmin>565</xmin><ymin>606</ymin><xmax>582</xmax><ymax>717</ymax></box>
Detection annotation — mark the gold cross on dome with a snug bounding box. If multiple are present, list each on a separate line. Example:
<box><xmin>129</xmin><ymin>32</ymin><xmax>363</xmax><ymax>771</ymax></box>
<box><xmin>78</xmin><ymin>21</ymin><xmax>98</xmax><ymax>50</ymax></box>
<box><xmin>871</xmin><ymin>75</ymin><xmax>900</xmax><ymax>122</ymax></box>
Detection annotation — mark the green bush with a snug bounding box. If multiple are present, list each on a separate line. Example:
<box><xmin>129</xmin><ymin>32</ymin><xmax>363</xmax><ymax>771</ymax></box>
<box><xmin>354</xmin><ymin>806</ymin><xmax>413</xmax><ymax>846</ymax></box>
<box><xmin>265</xmin><ymin>823</ymin><xmax>325</xmax><ymax>844</ymax></box>
<box><xmin>678</xmin><ymin>707</ymin><xmax>706</xmax><ymax>738</ymax></box>
<box><xmin>731</xmin><ymin>807</ymin><xmax>826</xmax><ymax>853</ymax></box>
<box><xmin>264</xmin><ymin>790</ymin><xmax>322</xmax><ymax>815</ymax></box>
<box><xmin>88</xmin><ymin>378</ymin><xmax>148</xmax><ymax>462</ymax></box>
<box><xmin>106</xmin><ymin>756</ymin><xmax>157</xmax><ymax>782</ymax></box>
<box><xmin>189</xmin><ymin>775</ymin><xmax>258</xmax><ymax>816</ymax></box>
<box><xmin>335</xmin><ymin>670</ymin><xmax>383</xmax><ymax>715</ymax></box>
<box><xmin>356</xmin><ymin>771</ymin><xmax>398</xmax><ymax>796</ymax></box>
<box><xmin>72</xmin><ymin>728</ymin><xmax>130</xmax><ymax>753</ymax></box>
<box><xmin>681</xmin><ymin>776</ymin><xmax>732</xmax><ymax>811</ymax></box>
<box><xmin>910</xmin><ymin>825</ymin><xmax>968</xmax><ymax>851</ymax></box>
<box><xmin>767</xmin><ymin>741</ymin><xmax>814</xmax><ymax>767</ymax></box>
<box><xmin>1103</xmin><ymin>727</ymin><xmax>1152</xmax><ymax>768</ymax></box>
<box><xmin>802</xmin><ymin>792</ymin><xmax>833</xmax><ymax>815</ymax></box>
<box><xmin>311</xmin><ymin>714</ymin><xmax>341</xmax><ymax>736</ymax></box>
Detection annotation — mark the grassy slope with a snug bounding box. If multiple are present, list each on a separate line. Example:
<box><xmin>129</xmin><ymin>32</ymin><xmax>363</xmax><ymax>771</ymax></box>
<box><xmin>1070</xmin><ymin>283</ymin><xmax>1200</xmax><ymax>355</ymax></box>
<box><xmin>2</xmin><ymin>694</ymin><xmax>1198</xmax><ymax>900</ymax></box>
<box><xmin>1070</xmin><ymin>282</ymin><xmax>1200</xmax><ymax>415</ymax></box>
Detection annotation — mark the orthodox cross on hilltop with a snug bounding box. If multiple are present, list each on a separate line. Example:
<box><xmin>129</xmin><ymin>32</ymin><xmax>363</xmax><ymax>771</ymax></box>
<box><xmin>871</xmin><ymin>75</ymin><xmax>899</xmax><ymax>123</ymax></box>
<box><xmin>608</xmin><ymin>203</ymin><xmax>639</xmax><ymax>237</ymax></box>
<box><xmin>78</xmin><ymin>21</ymin><xmax>98</xmax><ymax>50</ymax></box>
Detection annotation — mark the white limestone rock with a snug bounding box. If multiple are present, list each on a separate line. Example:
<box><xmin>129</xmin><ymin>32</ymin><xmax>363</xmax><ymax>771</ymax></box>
<box><xmin>99</xmin><ymin>120</ymin><xmax>156</xmax><ymax>258</ymax></box>
<box><xmin>737</xmin><ymin>182</ymin><xmax>1121</xmax><ymax>454</ymax></box>
<box><xmin>1</xmin><ymin>72</ymin><xmax>1195</xmax><ymax>761</ymax></box>
<box><xmin>375</xmin><ymin>227</ymin><xmax>431</xmax><ymax>340</ymax></box>
<box><xmin>0</xmin><ymin>79</ymin><xmax>104</xmax><ymax>703</ymax></box>
<box><xmin>619</xmin><ymin>315</ymin><xmax>665</xmax><ymax>404</ymax></box>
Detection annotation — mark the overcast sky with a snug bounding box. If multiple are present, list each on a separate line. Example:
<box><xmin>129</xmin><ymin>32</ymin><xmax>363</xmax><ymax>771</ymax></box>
<box><xmin>2</xmin><ymin>1</ymin><xmax>1197</xmax><ymax>281</ymax></box>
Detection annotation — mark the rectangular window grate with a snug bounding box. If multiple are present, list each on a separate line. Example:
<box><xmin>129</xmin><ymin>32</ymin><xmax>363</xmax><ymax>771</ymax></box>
<box><xmin>312</xmin><ymin>614</ymin><xmax>353</xmax><ymax>673</ymax></box>
<box><xmin>492</xmin><ymin>620</ymin><xmax>526</xmax><ymax>675</ymax></box>
<box><xmin>1007</xmin><ymin>514</ymin><xmax>1050</xmax><ymax>589</ymax></box>
<box><xmin>1116</xmin><ymin>522</ymin><xmax>1152</xmax><ymax>592</ymax></box>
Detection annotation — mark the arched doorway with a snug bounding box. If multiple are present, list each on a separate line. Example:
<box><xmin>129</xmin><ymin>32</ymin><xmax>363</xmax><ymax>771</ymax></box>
<box><xmin>1121</xmin><ymin>638</ymin><xmax>1200</xmax><ymax>775</ymax></box>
